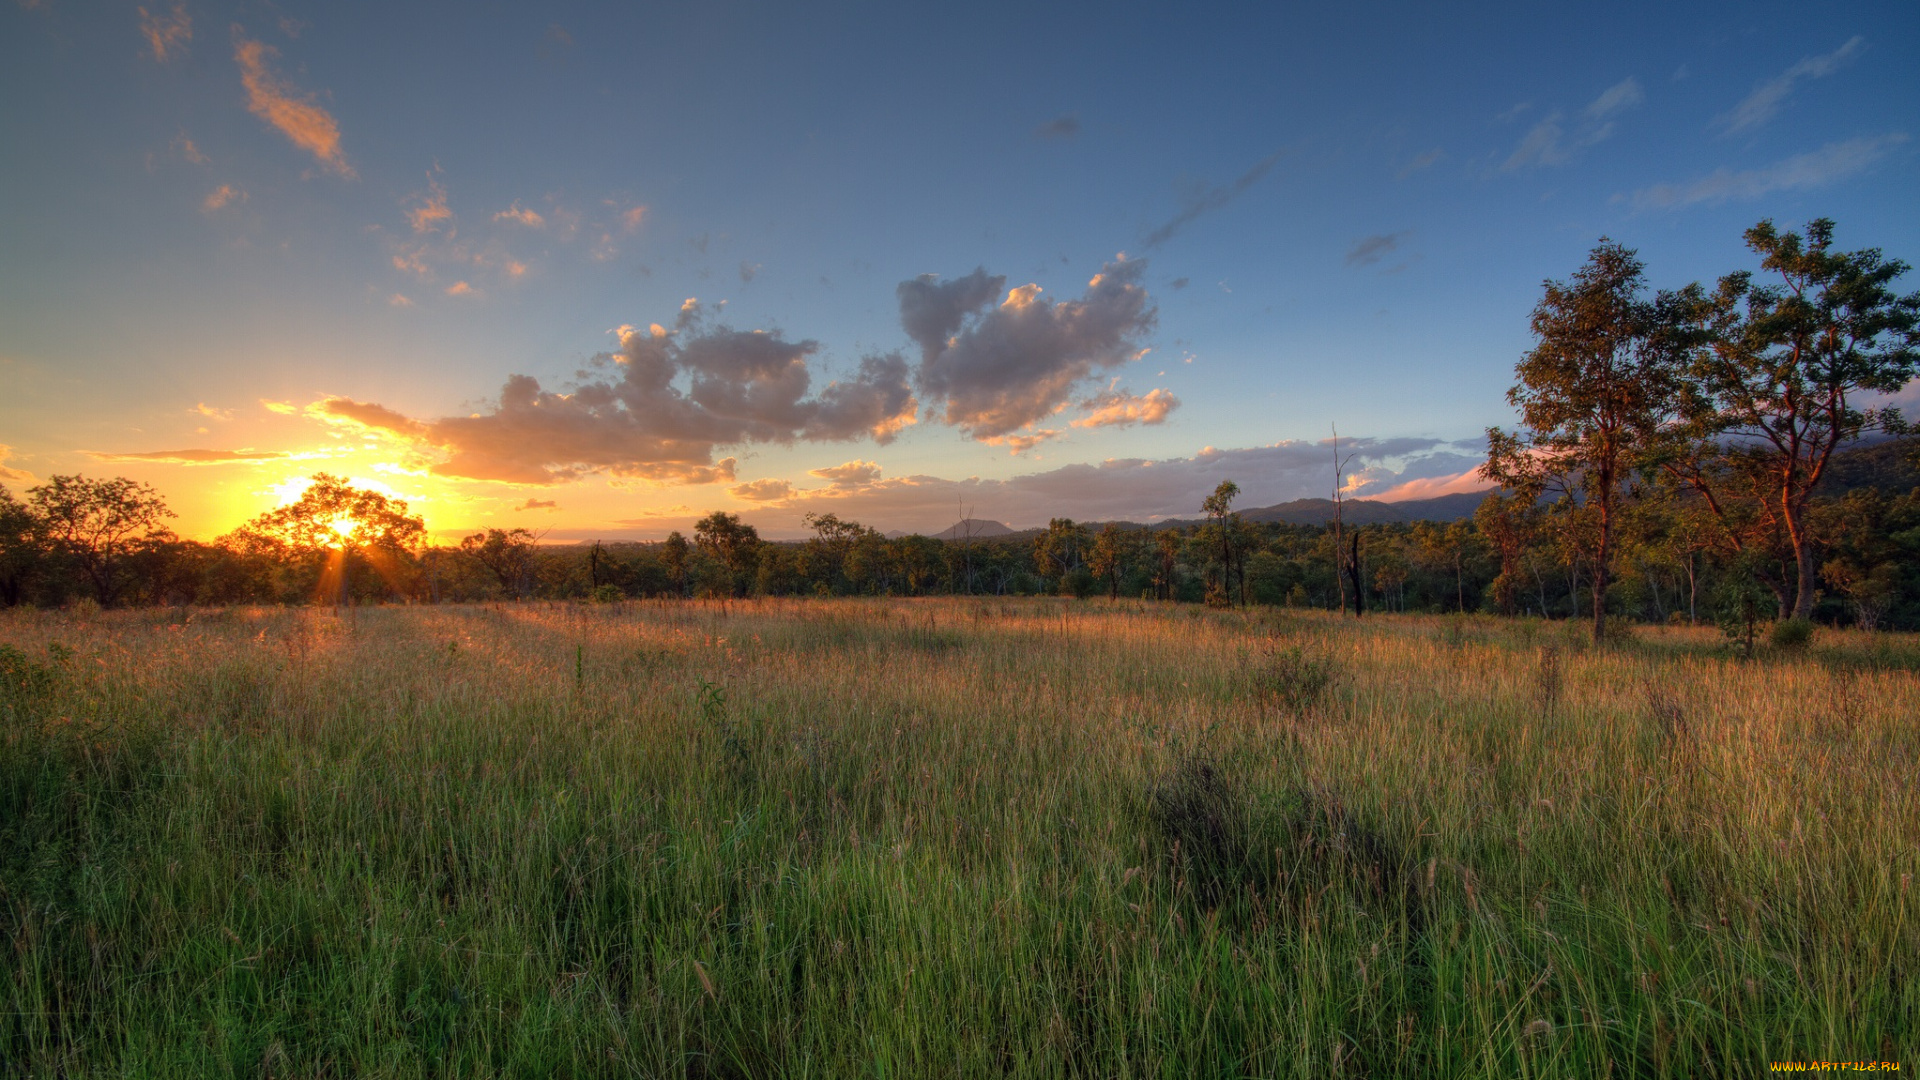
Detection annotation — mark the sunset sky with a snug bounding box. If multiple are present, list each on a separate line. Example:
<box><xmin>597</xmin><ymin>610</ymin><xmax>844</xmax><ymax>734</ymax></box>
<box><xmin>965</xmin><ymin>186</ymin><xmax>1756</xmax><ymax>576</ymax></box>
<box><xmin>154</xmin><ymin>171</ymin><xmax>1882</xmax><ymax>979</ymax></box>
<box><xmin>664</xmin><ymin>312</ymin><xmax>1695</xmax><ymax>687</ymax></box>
<box><xmin>2</xmin><ymin>1</ymin><xmax>1914</xmax><ymax>541</ymax></box>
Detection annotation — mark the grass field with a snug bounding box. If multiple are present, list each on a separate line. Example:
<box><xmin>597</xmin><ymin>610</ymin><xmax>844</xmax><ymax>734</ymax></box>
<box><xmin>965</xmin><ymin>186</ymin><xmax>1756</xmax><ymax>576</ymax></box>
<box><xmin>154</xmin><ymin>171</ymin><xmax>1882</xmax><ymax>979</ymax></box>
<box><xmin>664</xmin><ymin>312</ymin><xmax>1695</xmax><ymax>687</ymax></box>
<box><xmin>1</xmin><ymin>598</ymin><xmax>1915</xmax><ymax>1077</ymax></box>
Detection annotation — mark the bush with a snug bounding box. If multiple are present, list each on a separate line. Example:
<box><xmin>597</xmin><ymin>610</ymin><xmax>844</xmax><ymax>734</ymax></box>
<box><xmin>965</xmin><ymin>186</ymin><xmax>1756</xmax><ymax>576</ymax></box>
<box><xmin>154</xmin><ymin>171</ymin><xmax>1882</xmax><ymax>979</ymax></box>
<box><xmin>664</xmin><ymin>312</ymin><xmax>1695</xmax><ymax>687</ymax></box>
<box><xmin>1253</xmin><ymin>643</ymin><xmax>1339</xmax><ymax>717</ymax></box>
<box><xmin>1769</xmin><ymin>617</ymin><xmax>1815</xmax><ymax>650</ymax></box>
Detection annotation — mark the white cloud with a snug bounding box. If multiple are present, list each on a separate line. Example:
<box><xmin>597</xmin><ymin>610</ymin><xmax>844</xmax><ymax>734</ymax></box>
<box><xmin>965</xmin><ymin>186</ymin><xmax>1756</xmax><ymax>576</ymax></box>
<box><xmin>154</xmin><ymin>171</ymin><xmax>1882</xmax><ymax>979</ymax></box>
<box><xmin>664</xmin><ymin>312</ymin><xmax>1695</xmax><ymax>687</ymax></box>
<box><xmin>1584</xmin><ymin>77</ymin><xmax>1644</xmax><ymax>121</ymax></box>
<box><xmin>1724</xmin><ymin>37</ymin><xmax>1864</xmax><ymax>134</ymax></box>
<box><xmin>1626</xmin><ymin>133</ymin><xmax>1906</xmax><ymax>210</ymax></box>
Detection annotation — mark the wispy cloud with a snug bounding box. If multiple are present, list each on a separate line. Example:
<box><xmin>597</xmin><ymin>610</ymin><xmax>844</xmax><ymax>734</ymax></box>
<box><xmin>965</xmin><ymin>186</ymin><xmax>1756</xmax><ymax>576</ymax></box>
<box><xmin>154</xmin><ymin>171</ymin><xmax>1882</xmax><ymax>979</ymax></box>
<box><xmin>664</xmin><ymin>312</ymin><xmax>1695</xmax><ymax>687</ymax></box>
<box><xmin>1584</xmin><ymin>77</ymin><xmax>1644</xmax><ymax>120</ymax></box>
<box><xmin>171</xmin><ymin>131</ymin><xmax>209</xmax><ymax>164</ymax></box>
<box><xmin>744</xmin><ymin>437</ymin><xmax>1477</xmax><ymax>534</ymax></box>
<box><xmin>516</xmin><ymin>497</ymin><xmax>558</xmax><ymax>511</ymax></box>
<box><xmin>1142</xmin><ymin>153</ymin><xmax>1282</xmax><ymax>249</ymax></box>
<box><xmin>1345</xmin><ymin>231</ymin><xmax>1410</xmax><ymax>267</ymax></box>
<box><xmin>233</xmin><ymin>30</ymin><xmax>354</xmax><ymax>177</ymax></box>
<box><xmin>407</xmin><ymin>173</ymin><xmax>453</xmax><ymax>234</ymax></box>
<box><xmin>982</xmin><ymin>429</ymin><xmax>1063</xmax><ymax>455</ymax></box>
<box><xmin>201</xmin><ymin>184</ymin><xmax>245</xmax><ymax>212</ymax></box>
<box><xmin>0</xmin><ymin>445</ymin><xmax>34</xmax><ymax>484</ymax></box>
<box><xmin>139</xmin><ymin>3</ymin><xmax>191</xmax><ymax>62</ymax></box>
<box><xmin>1503</xmin><ymin>78</ymin><xmax>1642</xmax><ymax>171</ymax></box>
<box><xmin>1503</xmin><ymin>113</ymin><xmax>1570</xmax><ymax>170</ymax></box>
<box><xmin>1396</xmin><ymin>148</ymin><xmax>1443</xmax><ymax>179</ymax></box>
<box><xmin>1625</xmin><ymin>133</ymin><xmax>1906</xmax><ymax>210</ymax></box>
<box><xmin>1724</xmin><ymin>37</ymin><xmax>1863</xmax><ymax>134</ymax></box>
<box><xmin>444</xmin><ymin>281</ymin><xmax>474</xmax><ymax>297</ymax></box>
<box><xmin>85</xmin><ymin>448</ymin><xmax>289</xmax><ymax>465</ymax></box>
<box><xmin>1035</xmin><ymin>114</ymin><xmax>1080</xmax><ymax>140</ymax></box>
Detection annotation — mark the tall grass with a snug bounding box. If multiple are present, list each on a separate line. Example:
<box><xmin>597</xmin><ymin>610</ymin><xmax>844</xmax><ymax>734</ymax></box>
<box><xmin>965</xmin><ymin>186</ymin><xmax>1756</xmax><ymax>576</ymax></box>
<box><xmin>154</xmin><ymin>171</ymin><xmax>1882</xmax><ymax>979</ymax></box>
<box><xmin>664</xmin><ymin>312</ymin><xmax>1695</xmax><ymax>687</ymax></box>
<box><xmin>1</xmin><ymin>599</ymin><xmax>1914</xmax><ymax>1076</ymax></box>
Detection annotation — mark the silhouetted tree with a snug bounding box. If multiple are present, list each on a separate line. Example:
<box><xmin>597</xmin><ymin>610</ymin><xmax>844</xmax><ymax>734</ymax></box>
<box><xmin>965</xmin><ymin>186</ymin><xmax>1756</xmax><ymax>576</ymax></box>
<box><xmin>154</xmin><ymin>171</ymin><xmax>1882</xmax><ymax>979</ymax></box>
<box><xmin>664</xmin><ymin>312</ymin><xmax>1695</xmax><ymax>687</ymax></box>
<box><xmin>232</xmin><ymin>473</ymin><xmax>425</xmax><ymax>605</ymax></box>
<box><xmin>461</xmin><ymin>528</ymin><xmax>539</xmax><ymax>599</ymax></box>
<box><xmin>27</xmin><ymin>475</ymin><xmax>176</xmax><ymax>606</ymax></box>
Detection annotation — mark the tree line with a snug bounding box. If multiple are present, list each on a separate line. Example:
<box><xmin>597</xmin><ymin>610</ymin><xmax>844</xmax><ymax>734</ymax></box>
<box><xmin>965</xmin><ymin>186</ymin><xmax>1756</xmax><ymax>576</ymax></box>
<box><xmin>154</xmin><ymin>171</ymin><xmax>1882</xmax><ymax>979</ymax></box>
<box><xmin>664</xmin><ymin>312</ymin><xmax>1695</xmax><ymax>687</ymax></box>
<box><xmin>1</xmin><ymin>218</ymin><xmax>1913</xmax><ymax>633</ymax></box>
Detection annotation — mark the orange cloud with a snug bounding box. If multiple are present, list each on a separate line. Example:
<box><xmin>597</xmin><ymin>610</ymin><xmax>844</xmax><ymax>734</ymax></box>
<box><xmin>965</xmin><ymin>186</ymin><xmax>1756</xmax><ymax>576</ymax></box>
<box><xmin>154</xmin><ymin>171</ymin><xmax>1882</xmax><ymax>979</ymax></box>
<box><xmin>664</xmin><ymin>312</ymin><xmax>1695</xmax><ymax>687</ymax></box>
<box><xmin>620</xmin><ymin>205</ymin><xmax>647</xmax><ymax>232</ymax></box>
<box><xmin>1072</xmin><ymin>387</ymin><xmax>1179</xmax><ymax>429</ymax></box>
<box><xmin>392</xmin><ymin>247</ymin><xmax>432</xmax><ymax>278</ymax></box>
<box><xmin>140</xmin><ymin>3</ymin><xmax>191</xmax><ymax>62</ymax></box>
<box><xmin>0</xmin><ymin>444</ymin><xmax>34</xmax><ymax>483</ymax></box>
<box><xmin>315</xmin><ymin>397</ymin><xmax>429</xmax><ymax>437</ymax></box>
<box><xmin>730</xmin><ymin>478</ymin><xmax>794</xmax><ymax>502</ymax></box>
<box><xmin>85</xmin><ymin>448</ymin><xmax>289</xmax><ymax>465</ymax></box>
<box><xmin>202</xmin><ymin>184</ymin><xmax>245</xmax><ymax>212</ymax></box>
<box><xmin>388</xmin><ymin>293</ymin><xmax>414</xmax><ymax>307</ymax></box>
<box><xmin>234</xmin><ymin>32</ymin><xmax>354</xmax><ymax>177</ymax></box>
<box><xmin>1367</xmin><ymin>467</ymin><xmax>1498</xmax><ymax>502</ymax></box>
<box><xmin>494</xmin><ymin>202</ymin><xmax>545</xmax><ymax>227</ymax></box>
<box><xmin>983</xmin><ymin>429</ymin><xmax>1062</xmax><ymax>454</ymax></box>
<box><xmin>171</xmin><ymin>131</ymin><xmax>209</xmax><ymax>164</ymax></box>
<box><xmin>444</xmin><ymin>281</ymin><xmax>474</xmax><ymax>297</ymax></box>
<box><xmin>808</xmin><ymin>460</ymin><xmax>882</xmax><ymax>487</ymax></box>
<box><xmin>407</xmin><ymin>175</ymin><xmax>452</xmax><ymax>233</ymax></box>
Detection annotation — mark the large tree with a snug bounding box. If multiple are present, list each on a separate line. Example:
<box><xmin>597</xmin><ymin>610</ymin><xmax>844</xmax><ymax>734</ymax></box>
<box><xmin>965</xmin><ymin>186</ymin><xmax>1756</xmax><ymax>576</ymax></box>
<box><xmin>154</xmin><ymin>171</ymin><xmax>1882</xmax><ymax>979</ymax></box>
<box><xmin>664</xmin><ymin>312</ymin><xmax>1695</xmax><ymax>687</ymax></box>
<box><xmin>1483</xmin><ymin>240</ymin><xmax>1691</xmax><ymax>644</ymax></box>
<box><xmin>693</xmin><ymin>511</ymin><xmax>761</xmax><ymax>597</ymax></box>
<box><xmin>1665</xmin><ymin>219</ymin><xmax>1918</xmax><ymax>620</ymax></box>
<box><xmin>27</xmin><ymin>475</ymin><xmax>175</xmax><ymax>606</ymax></box>
<box><xmin>233</xmin><ymin>474</ymin><xmax>425</xmax><ymax>604</ymax></box>
<box><xmin>461</xmin><ymin>528</ymin><xmax>538</xmax><ymax>599</ymax></box>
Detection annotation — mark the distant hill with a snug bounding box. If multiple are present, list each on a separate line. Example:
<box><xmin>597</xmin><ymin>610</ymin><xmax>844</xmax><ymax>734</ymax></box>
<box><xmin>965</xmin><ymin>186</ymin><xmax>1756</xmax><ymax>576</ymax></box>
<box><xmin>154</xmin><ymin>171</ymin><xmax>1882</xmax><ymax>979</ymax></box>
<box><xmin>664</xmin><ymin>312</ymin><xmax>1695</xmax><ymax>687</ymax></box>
<box><xmin>931</xmin><ymin>518</ymin><xmax>1016</xmax><ymax>540</ymax></box>
<box><xmin>1819</xmin><ymin>438</ymin><xmax>1919</xmax><ymax>496</ymax></box>
<box><xmin>1234</xmin><ymin>491</ymin><xmax>1490</xmax><ymax>526</ymax></box>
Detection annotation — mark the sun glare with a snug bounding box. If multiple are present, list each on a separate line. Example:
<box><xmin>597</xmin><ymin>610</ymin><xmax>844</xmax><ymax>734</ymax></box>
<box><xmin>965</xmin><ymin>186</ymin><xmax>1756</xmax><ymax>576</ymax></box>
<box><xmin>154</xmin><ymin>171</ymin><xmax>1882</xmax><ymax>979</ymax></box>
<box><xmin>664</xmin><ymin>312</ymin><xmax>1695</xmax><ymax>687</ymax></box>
<box><xmin>328</xmin><ymin>517</ymin><xmax>359</xmax><ymax>543</ymax></box>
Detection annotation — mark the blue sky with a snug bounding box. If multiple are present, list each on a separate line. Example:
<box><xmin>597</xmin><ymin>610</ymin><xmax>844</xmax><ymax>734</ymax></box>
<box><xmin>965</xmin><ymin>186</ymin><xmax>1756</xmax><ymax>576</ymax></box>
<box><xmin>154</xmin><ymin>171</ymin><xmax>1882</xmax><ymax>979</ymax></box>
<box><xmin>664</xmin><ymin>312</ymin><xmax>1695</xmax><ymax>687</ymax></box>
<box><xmin>2</xmin><ymin>0</ymin><xmax>1914</xmax><ymax>538</ymax></box>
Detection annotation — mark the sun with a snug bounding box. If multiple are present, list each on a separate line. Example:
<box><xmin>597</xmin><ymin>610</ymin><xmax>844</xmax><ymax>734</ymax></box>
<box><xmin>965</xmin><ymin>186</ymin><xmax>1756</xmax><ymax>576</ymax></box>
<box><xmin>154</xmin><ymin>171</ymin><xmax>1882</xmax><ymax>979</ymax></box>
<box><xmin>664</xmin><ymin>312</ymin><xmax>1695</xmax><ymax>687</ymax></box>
<box><xmin>328</xmin><ymin>517</ymin><xmax>360</xmax><ymax>544</ymax></box>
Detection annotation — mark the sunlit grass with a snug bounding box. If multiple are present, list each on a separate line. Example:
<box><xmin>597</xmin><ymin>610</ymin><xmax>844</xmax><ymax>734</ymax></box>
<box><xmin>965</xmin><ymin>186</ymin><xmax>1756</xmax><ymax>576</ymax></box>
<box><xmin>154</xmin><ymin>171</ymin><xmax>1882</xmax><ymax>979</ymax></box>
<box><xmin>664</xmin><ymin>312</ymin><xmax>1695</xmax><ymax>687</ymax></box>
<box><xmin>2</xmin><ymin>599</ymin><xmax>1914</xmax><ymax>1076</ymax></box>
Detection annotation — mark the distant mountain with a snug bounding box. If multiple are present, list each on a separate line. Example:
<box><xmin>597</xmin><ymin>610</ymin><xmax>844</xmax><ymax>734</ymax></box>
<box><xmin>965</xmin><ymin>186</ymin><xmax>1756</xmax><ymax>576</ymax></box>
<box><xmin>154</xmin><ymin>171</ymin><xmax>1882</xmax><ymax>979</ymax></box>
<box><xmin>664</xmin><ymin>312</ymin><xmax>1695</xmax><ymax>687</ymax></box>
<box><xmin>932</xmin><ymin>518</ymin><xmax>1015</xmax><ymax>540</ymax></box>
<box><xmin>1234</xmin><ymin>491</ymin><xmax>1490</xmax><ymax>526</ymax></box>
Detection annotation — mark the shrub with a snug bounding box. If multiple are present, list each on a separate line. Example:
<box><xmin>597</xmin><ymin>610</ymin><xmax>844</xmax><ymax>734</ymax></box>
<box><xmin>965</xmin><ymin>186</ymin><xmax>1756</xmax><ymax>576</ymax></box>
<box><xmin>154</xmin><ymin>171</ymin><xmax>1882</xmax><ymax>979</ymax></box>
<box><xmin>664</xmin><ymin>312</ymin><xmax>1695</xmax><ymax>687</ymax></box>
<box><xmin>1149</xmin><ymin>757</ymin><xmax>1259</xmax><ymax>905</ymax></box>
<box><xmin>1253</xmin><ymin>643</ymin><xmax>1339</xmax><ymax>717</ymax></box>
<box><xmin>1769</xmin><ymin>617</ymin><xmax>1815</xmax><ymax>651</ymax></box>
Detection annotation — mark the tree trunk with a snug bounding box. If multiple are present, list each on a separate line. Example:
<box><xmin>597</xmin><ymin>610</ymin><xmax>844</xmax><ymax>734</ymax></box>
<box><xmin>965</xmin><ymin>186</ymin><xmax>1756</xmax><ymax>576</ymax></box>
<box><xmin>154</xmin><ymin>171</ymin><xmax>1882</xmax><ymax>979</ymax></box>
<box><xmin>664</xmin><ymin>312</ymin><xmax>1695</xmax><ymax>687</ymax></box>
<box><xmin>1590</xmin><ymin>533</ymin><xmax>1610</xmax><ymax>645</ymax></box>
<box><xmin>1786</xmin><ymin>506</ymin><xmax>1817</xmax><ymax>620</ymax></box>
<box><xmin>1347</xmin><ymin>533</ymin><xmax>1364</xmax><ymax>618</ymax></box>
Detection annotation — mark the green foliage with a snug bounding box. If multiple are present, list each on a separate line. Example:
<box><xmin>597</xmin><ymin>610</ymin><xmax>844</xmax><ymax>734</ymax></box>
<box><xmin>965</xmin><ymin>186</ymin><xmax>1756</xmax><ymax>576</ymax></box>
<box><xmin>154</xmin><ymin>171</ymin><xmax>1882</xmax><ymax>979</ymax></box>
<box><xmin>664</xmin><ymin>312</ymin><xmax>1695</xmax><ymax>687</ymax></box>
<box><xmin>1769</xmin><ymin>617</ymin><xmax>1815</xmax><ymax>650</ymax></box>
<box><xmin>1715</xmin><ymin>567</ymin><xmax>1773</xmax><ymax>659</ymax></box>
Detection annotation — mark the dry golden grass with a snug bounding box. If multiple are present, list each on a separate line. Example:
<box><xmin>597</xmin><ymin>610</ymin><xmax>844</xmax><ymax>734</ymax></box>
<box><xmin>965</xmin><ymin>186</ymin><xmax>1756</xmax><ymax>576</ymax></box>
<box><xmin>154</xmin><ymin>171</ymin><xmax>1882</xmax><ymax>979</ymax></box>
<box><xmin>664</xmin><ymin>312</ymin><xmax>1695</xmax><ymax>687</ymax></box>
<box><xmin>1</xmin><ymin>598</ymin><xmax>1914</xmax><ymax>1076</ymax></box>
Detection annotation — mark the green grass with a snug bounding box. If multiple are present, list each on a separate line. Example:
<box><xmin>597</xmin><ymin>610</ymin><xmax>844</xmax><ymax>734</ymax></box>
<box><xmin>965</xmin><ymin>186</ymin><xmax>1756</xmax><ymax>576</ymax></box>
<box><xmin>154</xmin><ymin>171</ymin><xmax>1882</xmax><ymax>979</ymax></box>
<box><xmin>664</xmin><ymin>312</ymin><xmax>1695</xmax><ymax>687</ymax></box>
<box><xmin>1</xmin><ymin>599</ymin><xmax>1915</xmax><ymax>1076</ymax></box>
